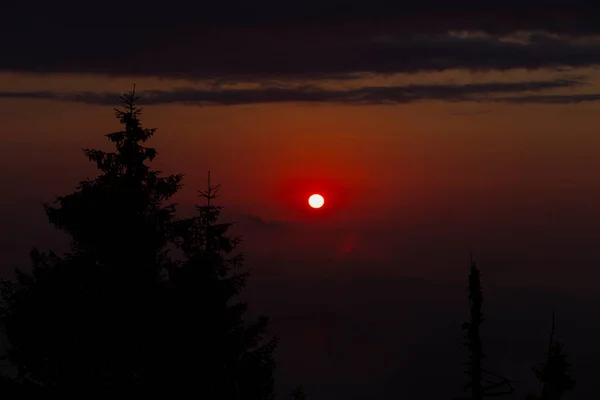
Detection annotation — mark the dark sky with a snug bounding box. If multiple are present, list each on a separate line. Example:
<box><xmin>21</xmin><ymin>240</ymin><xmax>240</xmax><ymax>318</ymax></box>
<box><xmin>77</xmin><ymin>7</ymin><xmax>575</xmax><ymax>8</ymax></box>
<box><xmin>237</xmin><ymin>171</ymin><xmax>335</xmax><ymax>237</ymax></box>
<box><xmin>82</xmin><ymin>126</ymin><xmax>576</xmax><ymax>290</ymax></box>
<box><xmin>2</xmin><ymin>1</ymin><xmax>600</xmax><ymax>398</ymax></box>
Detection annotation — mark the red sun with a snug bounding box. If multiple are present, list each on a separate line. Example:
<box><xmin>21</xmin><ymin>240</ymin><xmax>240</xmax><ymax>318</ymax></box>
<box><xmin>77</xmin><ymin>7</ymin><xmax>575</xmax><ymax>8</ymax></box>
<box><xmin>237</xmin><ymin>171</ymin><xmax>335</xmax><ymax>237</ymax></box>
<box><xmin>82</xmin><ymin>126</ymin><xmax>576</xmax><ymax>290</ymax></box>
<box><xmin>308</xmin><ymin>194</ymin><xmax>325</xmax><ymax>209</ymax></box>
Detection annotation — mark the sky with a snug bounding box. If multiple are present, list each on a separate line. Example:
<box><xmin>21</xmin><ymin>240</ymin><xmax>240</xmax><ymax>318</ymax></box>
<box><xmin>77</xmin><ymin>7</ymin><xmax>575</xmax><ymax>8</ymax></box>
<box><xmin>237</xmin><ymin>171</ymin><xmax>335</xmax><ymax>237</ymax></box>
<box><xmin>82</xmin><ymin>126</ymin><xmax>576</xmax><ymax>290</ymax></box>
<box><xmin>2</xmin><ymin>1</ymin><xmax>600</xmax><ymax>398</ymax></box>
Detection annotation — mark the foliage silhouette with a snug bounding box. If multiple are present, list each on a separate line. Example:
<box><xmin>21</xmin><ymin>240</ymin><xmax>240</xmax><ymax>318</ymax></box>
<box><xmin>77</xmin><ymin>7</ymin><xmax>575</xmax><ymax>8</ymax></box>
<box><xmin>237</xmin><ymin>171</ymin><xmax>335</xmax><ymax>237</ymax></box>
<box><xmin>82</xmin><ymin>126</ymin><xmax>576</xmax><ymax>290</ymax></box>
<box><xmin>47</xmin><ymin>85</ymin><xmax>182</xmax><ymax>282</ymax></box>
<box><xmin>526</xmin><ymin>312</ymin><xmax>575</xmax><ymax>400</ymax></box>
<box><xmin>155</xmin><ymin>171</ymin><xmax>278</xmax><ymax>398</ymax></box>
<box><xmin>0</xmin><ymin>87</ymin><xmax>182</xmax><ymax>391</ymax></box>
<box><xmin>0</xmin><ymin>88</ymin><xmax>277</xmax><ymax>396</ymax></box>
<box><xmin>456</xmin><ymin>255</ymin><xmax>514</xmax><ymax>400</ymax></box>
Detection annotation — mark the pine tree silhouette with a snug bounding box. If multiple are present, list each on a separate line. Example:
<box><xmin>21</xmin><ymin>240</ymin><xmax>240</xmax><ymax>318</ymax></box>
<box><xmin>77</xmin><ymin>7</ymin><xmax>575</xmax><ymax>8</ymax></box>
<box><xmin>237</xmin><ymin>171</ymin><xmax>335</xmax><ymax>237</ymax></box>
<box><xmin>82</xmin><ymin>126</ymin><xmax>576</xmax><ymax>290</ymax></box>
<box><xmin>527</xmin><ymin>312</ymin><xmax>575</xmax><ymax>400</ymax></box>
<box><xmin>0</xmin><ymin>87</ymin><xmax>182</xmax><ymax>391</ymax></box>
<box><xmin>157</xmin><ymin>171</ymin><xmax>278</xmax><ymax>398</ymax></box>
<box><xmin>456</xmin><ymin>255</ymin><xmax>514</xmax><ymax>400</ymax></box>
<box><xmin>46</xmin><ymin>85</ymin><xmax>182</xmax><ymax>282</ymax></box>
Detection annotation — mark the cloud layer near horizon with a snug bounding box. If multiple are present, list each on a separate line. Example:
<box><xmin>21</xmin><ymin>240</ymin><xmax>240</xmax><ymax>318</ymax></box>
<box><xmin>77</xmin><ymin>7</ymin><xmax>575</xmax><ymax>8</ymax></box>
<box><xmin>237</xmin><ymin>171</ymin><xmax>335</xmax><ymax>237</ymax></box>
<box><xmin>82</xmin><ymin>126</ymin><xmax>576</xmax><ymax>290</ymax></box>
<box><xmin>2</xmin><ymin>77</ymin><xmax>598</xmax><ymax>106</ymax></box>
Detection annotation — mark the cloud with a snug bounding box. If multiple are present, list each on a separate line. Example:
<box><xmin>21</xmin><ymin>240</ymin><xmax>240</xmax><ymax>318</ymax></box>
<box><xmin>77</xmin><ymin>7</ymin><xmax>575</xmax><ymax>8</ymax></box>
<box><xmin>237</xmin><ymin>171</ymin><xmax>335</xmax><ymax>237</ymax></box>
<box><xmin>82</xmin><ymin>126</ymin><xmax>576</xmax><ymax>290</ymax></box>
<box><xmin>1</xmin><ymin>2</ymin><xmax>600</xmax><ymax>79</ymax></box>
<box><xmin>0</xmin><ymin>77</ymin><xmax>587</xmax><ymax>106</ymax></box>
<box><xmin>491</xmin><ymin>93</ymin><xmax>600</xmax><ymax>104</ymax></box>
<box><xmin>231</xmin><ymin>213</ymin><xmax>293</xmax><ymax>233</ymax></box>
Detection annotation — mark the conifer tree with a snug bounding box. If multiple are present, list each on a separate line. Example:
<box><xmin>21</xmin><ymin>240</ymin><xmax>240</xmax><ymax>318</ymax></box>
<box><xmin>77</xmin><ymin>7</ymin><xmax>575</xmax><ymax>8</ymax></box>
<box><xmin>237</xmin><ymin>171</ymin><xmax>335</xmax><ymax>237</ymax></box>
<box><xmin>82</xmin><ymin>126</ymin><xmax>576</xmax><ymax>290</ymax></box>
<box><xmin>0</xmin><ymin>87</ymin><xmax>182</xmax><ymax>391</ymax></box>
<box><xmin>456</xmin><ymin>256</ymin><xmax>514</xmax><ymax>400</ymax></box>
<box><xmin>527</xmin><ymin>313</ymin><xmax>575</xmax><ymax>400</ymax></box>
<box><xmin>45</xmin><ymin>85</ymin><xmax>182</xmax><ymax>281</ymax></box>
<box><xmin>159</xmin><ymin>172</ymin><xmax>278</xmax><ymax>398</ymax></box>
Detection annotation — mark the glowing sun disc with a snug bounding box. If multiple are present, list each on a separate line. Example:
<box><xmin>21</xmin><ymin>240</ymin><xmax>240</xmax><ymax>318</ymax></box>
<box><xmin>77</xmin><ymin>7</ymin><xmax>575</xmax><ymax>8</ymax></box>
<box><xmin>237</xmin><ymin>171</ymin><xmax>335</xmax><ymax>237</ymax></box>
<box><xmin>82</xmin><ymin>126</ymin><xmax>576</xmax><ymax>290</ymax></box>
<box><xmin>308</xmin><ymin>194</ymin><xmax>325</xmax><ymax>208</ymax></box>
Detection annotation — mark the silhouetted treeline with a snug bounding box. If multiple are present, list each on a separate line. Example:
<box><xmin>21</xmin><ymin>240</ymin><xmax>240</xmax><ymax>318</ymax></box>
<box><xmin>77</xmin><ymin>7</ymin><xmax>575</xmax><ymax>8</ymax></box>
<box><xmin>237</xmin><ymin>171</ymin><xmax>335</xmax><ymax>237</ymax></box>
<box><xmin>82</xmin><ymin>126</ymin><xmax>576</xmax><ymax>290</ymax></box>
<box><xmin>0</xmin><ymin>87</ymin><xmax>577</xmax><ymax>399</ymax></box>
<box><xmin>456</xmin><ymin>257</ymin><xmax>575</xmax><ymax>400</ymax></box>
<box><xmin>0</xmin><ymin>88</ymin><xmax>277</xmax><ymax>397</ymax></box>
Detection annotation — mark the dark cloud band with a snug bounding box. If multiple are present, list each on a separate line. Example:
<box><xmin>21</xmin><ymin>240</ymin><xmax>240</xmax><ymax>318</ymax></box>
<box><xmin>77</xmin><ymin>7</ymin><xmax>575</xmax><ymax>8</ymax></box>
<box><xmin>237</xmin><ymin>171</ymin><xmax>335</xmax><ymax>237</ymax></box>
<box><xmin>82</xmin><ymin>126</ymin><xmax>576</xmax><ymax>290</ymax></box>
<box><xmin>1</xmin><ymin>2</ymin><xmax>600</xmax><ymax>79</ymax></box>
<box><xmin>0</xmin><ymin>78</ymin><xmax>591</xmax><ymax>106</ymax></box>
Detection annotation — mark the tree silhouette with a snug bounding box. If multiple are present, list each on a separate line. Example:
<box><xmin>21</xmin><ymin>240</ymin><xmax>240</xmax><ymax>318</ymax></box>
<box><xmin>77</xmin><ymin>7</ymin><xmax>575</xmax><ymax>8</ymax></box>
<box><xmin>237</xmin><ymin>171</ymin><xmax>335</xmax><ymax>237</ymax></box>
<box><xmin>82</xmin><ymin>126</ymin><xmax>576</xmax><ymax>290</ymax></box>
<box><xmin>0</xmin><ymin>87</ymin><xmax>182</xmax><ymax>391</ymax></box>
<box><xmin>527</xmin><ymin>312</ymin><xmax>575</xmax><ymax>400</ymax></box>
<box><xmin>456</xmin><ymin>255</ymin><xmax>514</xmax><ymax>400</ymax></box>
<box><xmin>155</xmin><ymin>171</ymin><xmax>278</xmax><ymax>398</ymax></box>
<box><xmin>45</xmin><ymin>85</ymin><xmax>182</xmax><ymax>282</ymax></box>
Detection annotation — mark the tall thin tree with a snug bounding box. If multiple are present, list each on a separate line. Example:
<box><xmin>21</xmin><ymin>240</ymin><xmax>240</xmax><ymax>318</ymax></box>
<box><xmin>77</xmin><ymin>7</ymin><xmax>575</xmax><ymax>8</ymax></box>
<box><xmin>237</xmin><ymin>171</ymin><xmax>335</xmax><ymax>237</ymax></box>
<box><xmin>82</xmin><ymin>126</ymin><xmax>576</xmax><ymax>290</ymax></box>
<box><xmin>160</xmin><ymin>171</ymin><xmax>278</xmax><ymax>399</ymax></box>
<box><xmin>456</xmin><ymin>255</ymin><xmax>514</xmax><ymax>400</ymax></box>
<box><xmin>527</xmin><ymin>312</ymin><xmax>575</xmax><ymax>400</ymax></box>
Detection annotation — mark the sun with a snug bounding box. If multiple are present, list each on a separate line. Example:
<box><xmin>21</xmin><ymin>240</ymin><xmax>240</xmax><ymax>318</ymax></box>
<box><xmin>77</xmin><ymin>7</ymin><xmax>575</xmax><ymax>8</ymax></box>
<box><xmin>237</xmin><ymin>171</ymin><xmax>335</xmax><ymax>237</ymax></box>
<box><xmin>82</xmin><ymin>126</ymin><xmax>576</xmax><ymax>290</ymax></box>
<box><xmin>308</xmin><ymin>194</ymin><xmax>324</xmax><ymax>209</ymax></box>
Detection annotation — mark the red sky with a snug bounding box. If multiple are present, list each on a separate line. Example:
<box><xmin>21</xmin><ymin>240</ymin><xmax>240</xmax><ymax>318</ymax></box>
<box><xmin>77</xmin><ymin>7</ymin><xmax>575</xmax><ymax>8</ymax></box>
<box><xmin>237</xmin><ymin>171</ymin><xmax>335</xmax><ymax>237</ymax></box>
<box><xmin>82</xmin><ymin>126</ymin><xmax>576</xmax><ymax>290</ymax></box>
<box><xmin>3</xmin><ymin>70</ymin><xmax>600</xmax><ymax>294</ymax></box>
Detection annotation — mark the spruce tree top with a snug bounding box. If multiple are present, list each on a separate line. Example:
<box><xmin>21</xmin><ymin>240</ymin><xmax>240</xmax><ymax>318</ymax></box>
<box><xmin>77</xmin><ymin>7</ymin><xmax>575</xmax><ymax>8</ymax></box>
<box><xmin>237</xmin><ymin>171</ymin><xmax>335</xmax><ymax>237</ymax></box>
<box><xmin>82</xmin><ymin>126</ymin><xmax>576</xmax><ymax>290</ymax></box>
<box><xmin>44</xmin><ymin>86</ymin><xmax>182</xmax><ymax>278</ymax></box>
